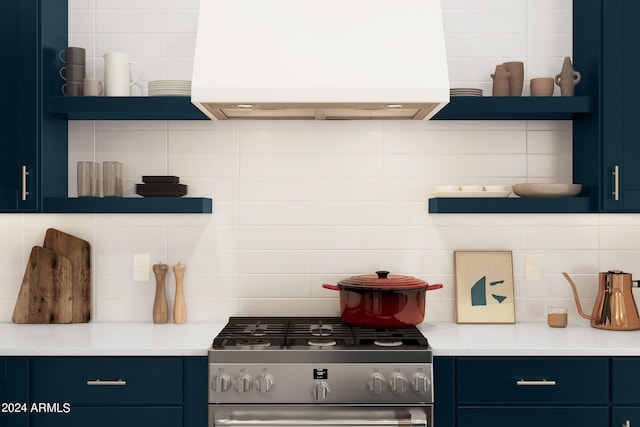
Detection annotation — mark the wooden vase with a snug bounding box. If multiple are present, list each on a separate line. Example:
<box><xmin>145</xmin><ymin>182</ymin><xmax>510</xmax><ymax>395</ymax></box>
<box><xmin>555</xmin><ymin>56</ymin><xmax>582</xmax><ymax>96</ymax></box>
<box><xmin>504</xmin><ymin>61</ymin><xmax>524</xmax><ymax>96</ymax></box>
<box><xmin>491</xmin><ymin>64</ymin><xmax>511</xmax><ymax>96</ymax></box>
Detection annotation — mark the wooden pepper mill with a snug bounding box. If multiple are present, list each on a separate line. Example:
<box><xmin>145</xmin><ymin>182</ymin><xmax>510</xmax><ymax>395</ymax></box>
<box><xmin>173</xmin><ymin>263</ymin><xmax>186</xmax><ymax>324</ymax></box>
<box><xmin>152</xmin><ymin>263</ymin><xmax>168</xmax><ymax>324</ymax></box>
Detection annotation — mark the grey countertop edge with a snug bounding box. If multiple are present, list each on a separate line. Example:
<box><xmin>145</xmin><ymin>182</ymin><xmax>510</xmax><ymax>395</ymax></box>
<box><xmin>0</xmin><ymin>321</ymin><xmax>639</xmax><ymax>357</ymax></box>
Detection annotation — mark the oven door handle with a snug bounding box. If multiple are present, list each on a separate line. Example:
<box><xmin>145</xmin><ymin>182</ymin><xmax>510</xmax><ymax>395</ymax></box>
<box><xmin>215</xmin><ymin>408</ymin><xmax>427</xmax><ymax>427</ymax></box>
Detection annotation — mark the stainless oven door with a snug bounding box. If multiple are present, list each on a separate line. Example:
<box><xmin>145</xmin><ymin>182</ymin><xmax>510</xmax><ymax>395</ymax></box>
<box><xmin>210</xmin><ymin>405</ymin><xmax>430</xmax><ymax>427</ymax></box>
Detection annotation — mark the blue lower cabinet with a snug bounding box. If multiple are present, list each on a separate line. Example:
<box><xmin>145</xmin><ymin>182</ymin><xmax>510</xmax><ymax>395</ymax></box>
<box><xmin>30</xmin><ymin>407</ymin><xmax>183</xmax><ymax>427</ymax></box>
<box><xmin>434</xmin><ymin>357</ymin><xmax>455</xmax><ymax>427</ymax></box>
<box><xmin>30</xmin><ymin>357</ymin><xmax>183</xmax><ymax>405</ymax></box>
<box><xmin>612</xmin><ymin>408</ymin><xmax>640</xmax><ymax>427</ymax></box>
<box><xmin>459</xmin><ymin>407</ymin><xmax>608</xmax><ymax>427</ymax></box>
<box><xmin>0</xmin><ymin>358</ymin><xmax>29</xmax><ymax>427</ymax></box>
<box><xmin>29</xmin><ymin>356</ymin><xmax>208</xmax><ymax>427</ymax></box>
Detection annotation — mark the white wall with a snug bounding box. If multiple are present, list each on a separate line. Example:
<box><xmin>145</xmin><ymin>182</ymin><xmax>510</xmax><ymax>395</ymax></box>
<box><xmin>2</xmin><ymin>0</ymin><xmax>639</xmax><ymax>325</ymax></box>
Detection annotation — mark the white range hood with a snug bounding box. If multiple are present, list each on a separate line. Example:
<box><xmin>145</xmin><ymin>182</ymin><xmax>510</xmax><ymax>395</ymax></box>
<box><xmin>191</xmin><ymin>0</ymin><xmax>450</xmax><ymax>120</ymax></box>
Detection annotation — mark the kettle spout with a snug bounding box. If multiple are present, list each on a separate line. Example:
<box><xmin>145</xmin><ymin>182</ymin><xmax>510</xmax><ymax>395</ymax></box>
<box><xmin>562</xmin><ymin>272</ymin><xmax>593</xmax><ymax>320</ymax></box>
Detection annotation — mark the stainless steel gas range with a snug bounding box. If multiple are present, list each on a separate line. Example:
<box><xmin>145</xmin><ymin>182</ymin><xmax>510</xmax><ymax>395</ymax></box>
<box><xmin>208</xmin><ymin>317</ymin><xmax>434</xmax><ymax>427</ymax></box>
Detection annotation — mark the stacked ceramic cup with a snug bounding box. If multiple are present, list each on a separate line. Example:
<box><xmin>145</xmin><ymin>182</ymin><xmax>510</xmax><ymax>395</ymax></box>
<box><xmin>59</xmin><ymin>47</ymin><xmax>86</xmax><ymax>96</ymax></box>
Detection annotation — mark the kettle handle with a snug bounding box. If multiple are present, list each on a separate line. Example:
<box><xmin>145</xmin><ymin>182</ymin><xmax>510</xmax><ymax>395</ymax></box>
<box><xmin>562</xmin><ymin>272</ymin><xmax>593</xmax><ymax>321</ymax></box>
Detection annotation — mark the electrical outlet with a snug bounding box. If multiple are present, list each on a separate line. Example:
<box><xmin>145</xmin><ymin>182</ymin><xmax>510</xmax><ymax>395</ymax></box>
<box><xmin>133</xmin><ymin>254</ymin><xmax>150</xmax><ymax>282</ymax></box>
<box><xmin>525</xmin><ymin>254</ymin><xmax>542</xmax><ymax>281</ymax></box>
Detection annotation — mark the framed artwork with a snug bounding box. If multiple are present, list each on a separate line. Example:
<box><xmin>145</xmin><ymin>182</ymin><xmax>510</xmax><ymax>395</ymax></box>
<box><xmin>454</xmin><ymin>250</ymin><xmax>515</xmax><ymax>324</ymax></box>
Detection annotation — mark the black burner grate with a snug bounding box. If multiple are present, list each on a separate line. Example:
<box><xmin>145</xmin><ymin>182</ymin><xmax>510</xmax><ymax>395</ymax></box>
<box><xmin>212</xmin><ymin>317</ymin><xmax>289</xmax><ymax>348</ymax></box>
<box><xmin>286</xmin><ymin>317</ymin><xmax>356</xmax><ymax>346</ymax></box>
<box><xmin>350</xmin><ymin>325</ymin><xmax>429</xmax><ymax>347</ymax></box>
<box><xmin>213</xmin><ymin>317</ymin><xmax>429</xmax><ymax>349</ymax></box>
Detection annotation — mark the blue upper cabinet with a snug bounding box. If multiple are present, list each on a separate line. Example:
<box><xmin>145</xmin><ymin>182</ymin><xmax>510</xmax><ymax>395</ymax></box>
<box><xmin>0</xmin><ymin>0</ymin><xmax>38</xmax><ymax>211</ymax></box>
<box><xmin>0</xmin><ymin>0</ymin><xmax>68</xmax><ymax>212</ymax></box>
<box><xmin>601</xmin><ymin>0</ymin><xmax>640</xmax><ymax>211</ymax></box>
<box><xmin>574</xmin><ymin>0</ymin><xmax>640</xmax><ymax>212</ymax></box>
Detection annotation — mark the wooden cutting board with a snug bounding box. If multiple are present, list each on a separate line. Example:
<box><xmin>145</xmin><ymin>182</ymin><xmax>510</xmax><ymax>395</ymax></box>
<box><xmin>12</xmin><ymin>246</ymin><xmax>73</xmax><ymax>324</ymax></box>
<box><xmin>43</xmin><ymin>228</ymin><xmax>92</xmax><ymax>323</ymax></box>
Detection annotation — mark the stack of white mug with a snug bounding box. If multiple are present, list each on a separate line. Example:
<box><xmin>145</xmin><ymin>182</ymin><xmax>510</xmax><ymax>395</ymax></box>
<box><xmin>59</xmin><ymin>47</ymin><xmax>85</xmax><ymax>96</ymax></box>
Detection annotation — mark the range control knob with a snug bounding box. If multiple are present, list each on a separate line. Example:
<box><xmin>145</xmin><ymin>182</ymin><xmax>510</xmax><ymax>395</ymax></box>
<box><xmin>211</xmin><ymin>373</ymin><xmax>231</xmax><ymax>393</ymax></box>
<box><xmin>311</xmin><ymin>381</ymin><xmax>331</xmax><ymax>401</ymax></box>
<box><xmin>234</xmin><ymin>373</ymin><xmax>253</xmax><ymax>393</ymax></box>
<box><xmin>389</xmin><ymin>372</ymin><xmax>409</xmax><ymax>394</ymax></box>
<box><xmin>411</xmin><ymin>373</ymin><xmax>431</xmax><ymax>395</ymax></box>
<box><xmin>255</xmin><ymin>373</ymin><xmax>275</xmax><ymax>393</ymax></box>
<box><xmin>367</xmin><ymin>372</ymin><xmax>387</xmax><ymax>394</ymax></box>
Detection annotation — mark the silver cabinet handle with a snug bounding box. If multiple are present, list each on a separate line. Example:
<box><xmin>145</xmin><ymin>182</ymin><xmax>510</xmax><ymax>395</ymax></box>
<box><xmin>613</xmin><ymin>165</ymin><xmax>620</xmax><ymax>201</ymax></box>
<box><xmin>624</xmin><ymin>421</ymin><xmax>630</xmax><ymax>427</ymax></box>
<box><xmin>21</xmin><ymin>165</ymin><xmax>29</xmax><ymax>201</ymax></box>
<box><xmin>516</xmin><ymin>379</ymin><xmax>557</xmax><ymax>386</ymax></box>
<box><xmin>86</xmin><ymin>379</ymin><xmax>127</xmax><ymax>386</ymax></box>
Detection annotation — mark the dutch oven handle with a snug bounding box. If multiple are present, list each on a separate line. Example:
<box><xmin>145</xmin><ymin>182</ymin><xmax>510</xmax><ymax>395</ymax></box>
<box><xmin>425</xmin><ymin>284</ymin><xmax>443</xmax><ymax>291</ymax></box>
<box><xmin>322</xmin><ymin>284</ymin><xmax>341</xmax><ymax>291</ymax></box>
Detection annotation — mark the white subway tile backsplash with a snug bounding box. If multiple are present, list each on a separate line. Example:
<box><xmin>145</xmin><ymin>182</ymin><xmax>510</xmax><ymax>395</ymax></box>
<box><xmin>456</xmin><ymin>154</ymin><xmax>527</xmax><ymax>177</ymax></box>
<box><xmin>240</xmin><ymin>226</ymin><xmax>310</xmax><ymax>250</ymax></box>
<box><xmin>311</xmin><ymin>226</ymin><xmax>383</xmax><ymax>250</ymax></box>
<box><xmin>239</xmin><ymin>275</ymin><xmax>311</xmax><ymax>298</ymax></box>
<box><xmin>167</xmin><ymin>33</ymin><xmax>197</xmax><ymax>58</ymax></box>
<box><xmin>240</xmin><ymin>251</ymin><xmax>310</xmax><ymax>274</ymax></box>
<box><xmin>527</xmin><ymin>10</ymin><xmax>572</xmax><ymax>34</ymax></box>
<box><xmin>457</xmin><ymin>131</ymin><xmax>526</xmax><ymax>154</ymax></box>
<box><xmin>383</xmin><ymin>226</ymin><xmax>455</xmax><ymax>250</ymax></box>
<box><xmin>443</xmin><ymin>0</ymin><xmax>526</xmax><ymax>9</ymax></box>
<box><xmin>382</xmin><ymin>250</ymin><xmax>453</xmax><ymax>275</ymax></box>
<box><xmin>311</xmin><ymin>130</ymin><xmax>383</xmax><ymax>153</ymax></box>
<box><xmin>383</xmin><ymin>131</ymin><xmax>454</xmax><ymax>154</ymax></box>
<box><xmin>311</xmin><ymin>154</ymin><xmax>382</xmax><ymax>178</ymax></box>
<box><xmin>97</xmin><ymin>0</ymin><xmax>167</xmax><ymax>9</ymax></box>
<box><xmin>97</xmin><ymin>10</ymin><xmax>167</xmax><ymax>34</ymax></box>
<box><xmin>95</xmin><ymin>34</ymin><xmax>167</xmax><ymax>58</ymax></box>
<box><xmin>384</xmin><ymin>154</ymin><xmax>457</xmax><ymax>178</ymax></box>
<box><xmin>528</xmin><ymin>226</ymin><xmax>599</xmax><ymax>250</ymax></box>
<box><xmin>8</xmin><ymin>0</ymin><xmax>630</xmax><ymax>324</ymax></box>
<box><xmin>240</xmin><ymin>178</ymin><xmax>309</xmax><ymax>201</ymax></box>
<box><xmin>312</xmin><ymin>250</ymin><xmax>383</xmax><ymax>274</ymax></box>
<box><xmin>455</xmin><ymin>226</ymin><xmax>528</xmax><ymax>250</ymax></box>
<box><xmin>445</xmin><ymin>33</ymin><xmax>526</xmax><ymax>58</ymax></box>
<box><xmin>309</xmin><ymin>203</ymin><xmax>383</xmax><ymax>226</ymax></box>
<box><xmin>241</xmin><ymin>154</ymin><xmax>310</xmax><ymax>178</ymax></box>
<box><xmin>240</xmin><ymin>203</ymin><xmax>309</xmax><ymax>226</ymax></box>
<box><xmin>443</xmin><ymin>9</ymin><xmax>526</xmax><ymax>33</ymax></box>
<box><xmin>167</xmin><ymin>10</ymin><xmax>198</xmax><ymax>33</ymax></box>
<box><xmin>527</xmin><ymin>34</ymin><xmax>572</xmax><ymax>58</ymax></box>
<box><xmin>526</xmin><ymin>154</ymin><xmax>572</xmax><ymax>179</ymax></box>
<box><xmin>241</xmin><ymin>130</ymin><xmax>310</xmax><ymax>153</ymax></box>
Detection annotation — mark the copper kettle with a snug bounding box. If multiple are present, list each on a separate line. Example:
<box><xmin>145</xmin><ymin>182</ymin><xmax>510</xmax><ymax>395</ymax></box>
<box><xmin>563</xmin><ymin>270</ymin><xmax>640</xmax><ymax>331</ymax></box>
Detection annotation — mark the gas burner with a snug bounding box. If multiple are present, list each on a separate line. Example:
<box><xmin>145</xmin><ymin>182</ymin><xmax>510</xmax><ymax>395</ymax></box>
<box><xmin>235</xmin><ymin>339</ymin><xmax>272</xmax><ymax>349</ymax></box>
<box><xmin>310</xmin><ymin>324</ymin><xmax>333</xmax><ymax>337</ymax></box>
<box><xmin>374</xmin><ymin>340</ymin><xmax>404</xmax><ymax>347</ymax></box>
<box><xmin>307</xmin><ymin>340</ymin><xmax>337</xmax><ymax>347</ymax></box>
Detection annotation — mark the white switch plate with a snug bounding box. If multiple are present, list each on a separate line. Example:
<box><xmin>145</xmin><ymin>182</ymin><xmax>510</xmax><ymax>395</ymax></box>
<box><xmin>133</xmin><ymin>254</ymin><xmax>150</xmax><ymax>282</ymax></box>
<box><xmin>525</xmin><ymin>254</ymin><xmax>542</xmax><ymax>281</ymax></box>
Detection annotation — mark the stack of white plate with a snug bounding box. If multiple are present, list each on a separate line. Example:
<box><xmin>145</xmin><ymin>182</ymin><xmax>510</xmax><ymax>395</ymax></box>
<box><xmin>148</xmin><ymin>80</ymin><xmax>191</xmax><ymax>96</ymax></box>
<box><xmin>450</xmin><ymin>88</ymin><xmax>483</xmax><ymax>97</ymax></box>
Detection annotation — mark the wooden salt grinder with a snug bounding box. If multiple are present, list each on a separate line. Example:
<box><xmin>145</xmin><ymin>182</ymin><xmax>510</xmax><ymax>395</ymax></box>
<box><xmin>173</xmin><ymin>263</ymin><xmax>186</xmax><ymax>324</ymax></box>
<box><xmin>152</xmin><ymin>263</ymin><xmax>168</xmax><ymax>324</ymax></box>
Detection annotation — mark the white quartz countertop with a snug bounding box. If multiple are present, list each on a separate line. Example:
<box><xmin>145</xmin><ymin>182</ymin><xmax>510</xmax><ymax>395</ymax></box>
<box><xmin>2</xmin><ymin>321</ymin><xmax>640</xmax><ymax>357</ymax></box>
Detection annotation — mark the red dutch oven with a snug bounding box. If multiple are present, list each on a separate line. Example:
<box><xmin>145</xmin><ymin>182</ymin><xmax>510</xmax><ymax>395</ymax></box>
<box><xmin>322</xmin><ymin>271</ymin><xmax>443</xmax><ymax>328</ymax></box>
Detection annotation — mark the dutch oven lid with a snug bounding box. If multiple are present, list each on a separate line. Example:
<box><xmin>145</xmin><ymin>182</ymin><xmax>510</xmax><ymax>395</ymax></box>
<box><xmin>337</xmin><ymin>270</ymin><xmax>428</xmax><ymax>291</ymax></box>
